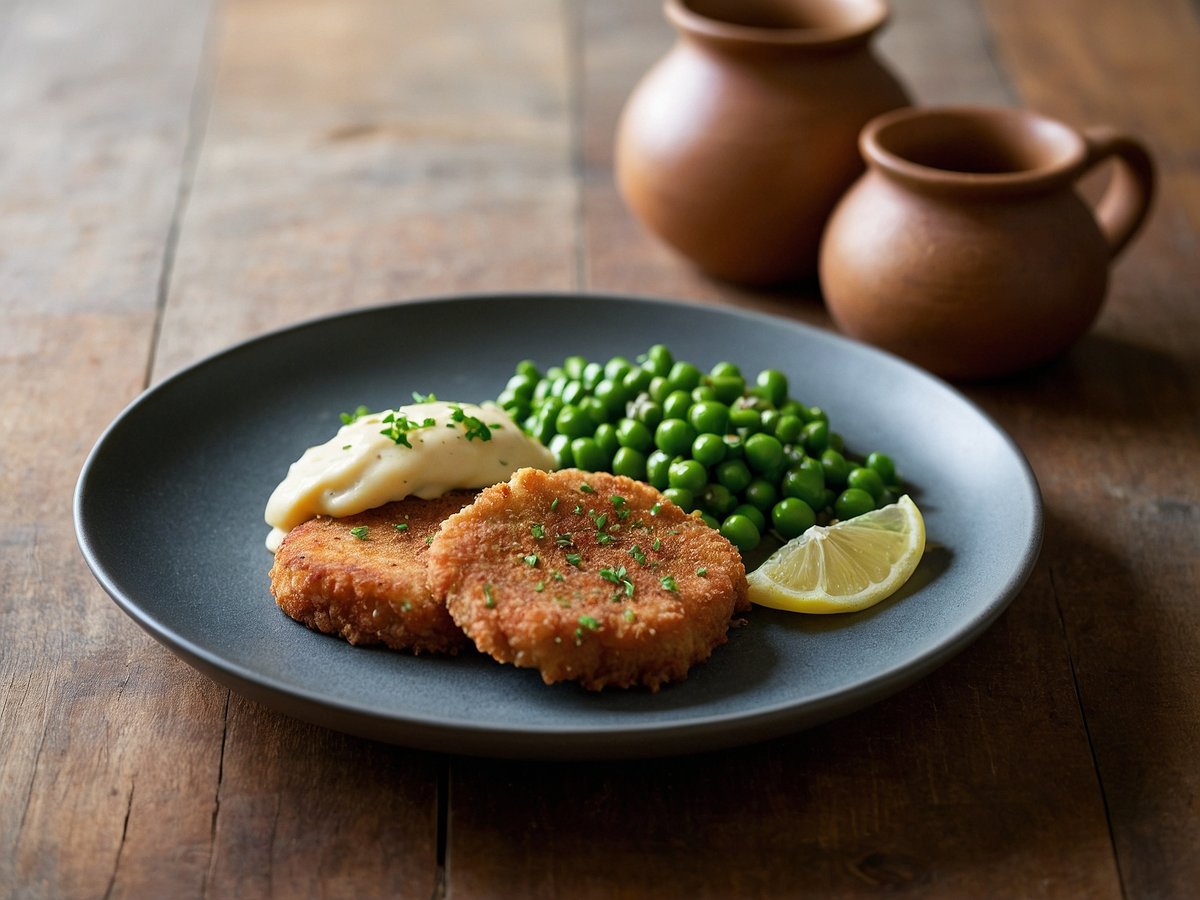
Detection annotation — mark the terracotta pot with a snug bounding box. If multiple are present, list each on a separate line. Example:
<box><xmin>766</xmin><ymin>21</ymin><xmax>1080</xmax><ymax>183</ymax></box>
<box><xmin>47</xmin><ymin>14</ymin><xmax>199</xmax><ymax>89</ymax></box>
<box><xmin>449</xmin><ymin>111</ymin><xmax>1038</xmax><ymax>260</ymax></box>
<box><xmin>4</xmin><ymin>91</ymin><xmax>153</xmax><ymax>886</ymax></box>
<box><xmin>819</xmin><ymin>106</ymin><xmax>1155</xmax><ymax>379</ymax></box>
<box><xmin>615</xmin><ymin>0</ymin><xmax>910</xmax><ymax>286</ymax></box>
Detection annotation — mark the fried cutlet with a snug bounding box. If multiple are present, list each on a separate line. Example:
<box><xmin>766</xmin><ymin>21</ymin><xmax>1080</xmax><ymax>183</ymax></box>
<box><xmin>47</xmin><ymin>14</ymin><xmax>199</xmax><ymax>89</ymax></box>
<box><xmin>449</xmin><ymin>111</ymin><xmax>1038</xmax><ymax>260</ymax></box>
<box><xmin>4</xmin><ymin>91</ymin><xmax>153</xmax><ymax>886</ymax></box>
<box><xmin>428</xmin><ymin>468</ymin><xmax>749</xmax><ymax>690</ymax></box>
<box><xmin>269</xmin><ymin>491</ymin><xmax>477</xmax><ymax>655</ymax></box>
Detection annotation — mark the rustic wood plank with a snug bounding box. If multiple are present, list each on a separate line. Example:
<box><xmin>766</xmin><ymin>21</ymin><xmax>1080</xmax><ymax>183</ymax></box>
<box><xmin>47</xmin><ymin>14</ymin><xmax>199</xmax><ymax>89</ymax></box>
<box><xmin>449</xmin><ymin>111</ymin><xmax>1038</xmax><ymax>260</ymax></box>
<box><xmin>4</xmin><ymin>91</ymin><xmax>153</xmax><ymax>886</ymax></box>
<box><xmin>152</xmin><ymin>0</ymin><xmax>577</xmax><ymax>381</ymax></box>
<box><xmin>0</xmin><ymin>1</ymin><xmax>221</xmax><ymax>896</ymax></box>
<box><xmin>148</xmin><ymin>0</ymin><xmax>579</xmax><ymax>895</ymax></box>
<box><xmin>444</xmin><ymin>1</ymin><xmax>1127</xmax><ymax>896</ymax></box>
<box><xmin>977</xmin><ymin>2</ymin><xmax>1200</xmax><ymax>897</ymax></box>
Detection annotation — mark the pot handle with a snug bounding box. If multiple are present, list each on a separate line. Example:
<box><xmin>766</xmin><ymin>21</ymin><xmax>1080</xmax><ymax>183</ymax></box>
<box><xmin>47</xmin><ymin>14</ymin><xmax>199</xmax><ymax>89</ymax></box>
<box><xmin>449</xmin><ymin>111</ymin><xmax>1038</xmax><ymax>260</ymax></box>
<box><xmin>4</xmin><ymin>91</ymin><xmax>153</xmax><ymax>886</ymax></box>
<box><xmin>1081</xmin><ymin>127</ymin><xmax>1156</xmax><ymax>259</ymax></box>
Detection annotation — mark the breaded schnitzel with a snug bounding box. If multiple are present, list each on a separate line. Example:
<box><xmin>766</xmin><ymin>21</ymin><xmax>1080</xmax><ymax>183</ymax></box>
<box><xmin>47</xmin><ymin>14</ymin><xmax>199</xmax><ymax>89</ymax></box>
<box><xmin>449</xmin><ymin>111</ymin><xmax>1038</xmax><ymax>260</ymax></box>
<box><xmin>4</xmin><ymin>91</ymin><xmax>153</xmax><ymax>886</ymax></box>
<box><xmin>270</xmin><ymin>491</ymin><xmax>477</xmax><ymax>655</ymax></box>
<box><xmin>428</xmin><ymin>468</ymin><xmax>748</xmax><ymax>690</ymax></box>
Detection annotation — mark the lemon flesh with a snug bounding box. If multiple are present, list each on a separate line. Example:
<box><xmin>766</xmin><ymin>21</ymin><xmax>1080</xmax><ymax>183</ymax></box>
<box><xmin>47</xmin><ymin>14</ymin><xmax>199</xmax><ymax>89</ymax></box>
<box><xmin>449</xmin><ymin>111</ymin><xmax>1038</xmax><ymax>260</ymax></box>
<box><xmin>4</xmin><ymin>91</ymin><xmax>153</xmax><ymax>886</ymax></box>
<box><xmin>748</xmin><ymin>495</ymin><xmax>926</xmax><ymax>614</ymax></box>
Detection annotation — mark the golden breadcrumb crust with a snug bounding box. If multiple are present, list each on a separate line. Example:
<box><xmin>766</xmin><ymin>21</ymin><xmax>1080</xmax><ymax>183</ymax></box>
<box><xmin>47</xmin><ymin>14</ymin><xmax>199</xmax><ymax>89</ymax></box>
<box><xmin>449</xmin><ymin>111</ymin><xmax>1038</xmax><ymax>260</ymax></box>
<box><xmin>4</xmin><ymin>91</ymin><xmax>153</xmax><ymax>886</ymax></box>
<box><xmin>428</xmin><ymin>468</ymin><xmax>748</xmax><ymax>690</ymax></box>
<box><xmin>270</xmin><ymin>492</ymin><xmax>477</xmax><ymax>655</ymax></box>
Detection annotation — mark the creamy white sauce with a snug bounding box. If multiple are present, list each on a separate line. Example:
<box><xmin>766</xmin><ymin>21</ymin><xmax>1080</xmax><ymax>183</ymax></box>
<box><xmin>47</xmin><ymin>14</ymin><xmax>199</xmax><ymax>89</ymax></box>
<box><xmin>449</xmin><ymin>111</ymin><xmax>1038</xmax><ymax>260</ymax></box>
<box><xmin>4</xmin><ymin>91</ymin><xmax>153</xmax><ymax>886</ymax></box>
<box><xmin>265</xmin><ymin>401</ymin><xmax>553</xmax><ymax>552</ymax></box>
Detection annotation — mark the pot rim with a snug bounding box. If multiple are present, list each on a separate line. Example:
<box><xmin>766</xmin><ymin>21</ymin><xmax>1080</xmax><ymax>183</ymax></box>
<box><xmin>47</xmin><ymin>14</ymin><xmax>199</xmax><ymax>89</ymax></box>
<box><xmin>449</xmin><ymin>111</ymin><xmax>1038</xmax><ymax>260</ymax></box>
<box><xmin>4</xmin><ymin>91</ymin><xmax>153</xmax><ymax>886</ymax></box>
<box><xmin>861</xmin><ymin>105</ymin><xmax>1089</xmax><ymax>195</ymax></box>
<box><xmin>666</xmin><ymin>0</ymin><xmax>890</xmax><ymax>50</ymax></box>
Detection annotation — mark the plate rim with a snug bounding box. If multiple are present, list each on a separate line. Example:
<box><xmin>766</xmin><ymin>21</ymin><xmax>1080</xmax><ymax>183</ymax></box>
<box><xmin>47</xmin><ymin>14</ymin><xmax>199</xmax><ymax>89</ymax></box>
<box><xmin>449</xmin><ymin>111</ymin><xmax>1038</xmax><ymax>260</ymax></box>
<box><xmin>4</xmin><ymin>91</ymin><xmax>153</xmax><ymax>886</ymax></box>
<box><xmin>74</xmin><ymin>290</ymin><xmax>1044</xmax><ymax>758</ymax></box>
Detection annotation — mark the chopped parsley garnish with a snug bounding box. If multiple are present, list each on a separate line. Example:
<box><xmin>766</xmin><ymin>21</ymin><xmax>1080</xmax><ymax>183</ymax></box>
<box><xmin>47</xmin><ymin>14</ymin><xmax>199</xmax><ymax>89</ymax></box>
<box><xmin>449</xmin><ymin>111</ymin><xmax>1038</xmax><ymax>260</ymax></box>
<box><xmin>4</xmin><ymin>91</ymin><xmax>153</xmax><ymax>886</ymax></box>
<box><xmin>401</xmin><ymin>601</ymin><xmax>413</xmax><ymax>612</ymax></box>
<box><xmin>411</xmin><ymin>391</ymin><xmax>437</xmax><ymax>403</ymax></box>
<box><xmin>380</xmin><ymin>411</ymin><xmax>435</xmax><ymax>447</ymax></box>
<box><xmin>349</xmin><ymin>526</ymin><xmax>369</xmax><ymax>540</ymax></box>
<box><xmin>534</xmin><ymin>580</ymin><xmax>545</xmax><ymax>592</ymax></box>
<box><xmin>624</xmin><ymin>608</ymin><xmax>636</xmax><ymax>623</ymax></box>
<box><xmin>448</xmin><ymin>404</ymin><xmax>493</xmax><ymax>442</ymax></box>
<box><xmin>628</xmin><ymin>545</ymin><xmax>647</xmax><ymax>566</ymax></box>
<box><xmin>531</xmin><ymin>523</ymin><xmax>546</xmax><ymax>539</ymax></box>
<box><xmin>660</xmin><ymin>575</ymin><xmax>678</xmax><ymax>592</ymax></box>
<box><xmin>578</xmin><ymin>615</ymin><xmax>599</xmax><ymax>630</ymax></box>
<box><xmin>600</xmin><ymin>565</ymin><xmax>635</xmax><ymax>598</ymax></box>
<box><xmin>340</xmin><ymin>405</ymin><xmax>370</xmax><ymax>425</ymax></box>
<box><xmin>483</xmin><ymin>584</ymin><xmax>496</xmax><ymax>608</ymax></box>
<box><xmin>579</xmin><ymin>482</ymin><xmax>596</xmax><ymax>494</ymax></box>
<box><xmin>555</xmin><ymin>533</ymin><xmax>574</xmax><ymax>547</ymax></box>
<box><xmin>652</xmin><ymin>537</ymin><xmax>662</xmax><ymax>552</ymax></box>
<box><xmin>392</xmin><ymin>523</ymin><xmax>408</xmax><ymax>532</ymax></box>
<box><xmin>696</xmin><ymin>567</ymin><xmax>707</xmax><ymax>577</ymax></box>
<box><xmin>550</xmin><ymin>497</ymin><xmax>559</xmax><ymax>512</ymax></box>
<box><xmin>650</xmin><ymin>502</ymin><xmax>662</xmax><ymax>516</ymax></box>
<box><xmin>551</xmin><ymin>570</ymin><xmax>565</xmax><ymax>582</ymax></box>
<box><xmin>523</xmin><ymin>553</ymin><xmax>539</xmax><ymax>567</ymax></box>
<box><xmin>565</xmin><ymin>553</ymin><xmax>582</xmax><ymax>568</ymax></box>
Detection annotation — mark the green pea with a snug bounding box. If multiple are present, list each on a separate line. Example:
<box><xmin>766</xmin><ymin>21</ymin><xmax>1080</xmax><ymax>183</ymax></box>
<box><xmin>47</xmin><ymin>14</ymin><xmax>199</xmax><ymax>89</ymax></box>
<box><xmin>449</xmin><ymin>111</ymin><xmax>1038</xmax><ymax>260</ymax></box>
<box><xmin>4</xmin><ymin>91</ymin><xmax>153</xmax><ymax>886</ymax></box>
<box><xmin>780</xmin><ymin>401</ymin><xmax>809</xmax><ymax>421</ymax></box>
<box><xmin>702</xmin><ymin>483</ymin><xmax>738</xmax><ymax>519</ymax></box>
<box><xmin>604</xmin><ymin>356</ymin><xmax>633</xmax><ymax>381</ymax></box>
<box><xmin>688</xmin><ymin>401</ymin><xmax>730</xmax><ymax>436</ymax></box>
<box><xmin>515</xmin><ymin>359</ymin><xmax>540</xmax><ymax>380</ymax></box>
<box><xmin>643</xmin><ymin>344</ymin><xmax>673</xmax><ymax>376</ymax></box>
<box><xmin>774</xmin><ymin>414</ymin><xmax>805</xmax><ymax>444</ymax></box>
<box><xmin>612</xmin><ymin>447</ymin><xmax>647</xmax><ymax>481</ymax></box>
<box><xmin>866</xmin><ymin>451</ymin><xmax>897</xmax><ymax>485</ymax></box>
<box><xmin>666</xmin><ymin>361</ymin><xmax>702</xmax><ymax>393</ymax></box>
<box><xmin>555</xmin><ymin>404</ymin><xmax>593</xmax><ymax>440</ymax></box>
<box><xmin>835</xmin><ymin>488</ymin><xmax>876</xmax><ymax>520</ymax></box>
<box><xmin>691</xmin><ymin>385</ymin><xmax>717</xmax><ymax>403</ymax></box>
<box><xmin>563</xmin><ymin>355</ymin><xmax>587</xmax><ymax>380</ymax></box>
<box><xmin>744</xmin><ymin>433</ymin><xmax>785</xmax><ymax>474</ymax></box>
<box><xmin>544</xmin><ymin>366</ymin><xmax>565</xmax><ymax>381</ymax></box>
<box><xmin>655</xmin><ymin>418</ymin><xmax>696</xmax><ymax>456</ymax></box>
<box><xmin>548</xmin><ymin>433</ymin><xmax>573</xmax><ymax>469</ymax></box>
<box><xmin>505</xmin><ymin>373</ymin><xmax>538</xmax><ymax>399</ymax></box>
<box><xmin>709</xmin><ymin>374</ymin><xmax>745</xmax><ymax>404</ymax></box>
<box><xmin>561</xmin><ymin>380</ymin><xmax>586</xmax><ymax>406</ymax></box>
<box><xmin>781</xmin><ymin>460</ymin><xmax>825</xmax><ymax>508</ymax></box>
<box><xmin>722</xmin><ymin>434</ymin><xmax>745</xmax><ymax>459</ymax></box>
<box><xmin>744</xmin><ymin>478</ymin><xmax>778</xmax><ymax>512</ymax></box>
<box><xmin>496</xmin><ymin>388</ymin><xmax>526</xmax><ymax>415</ymax></box>
<box><xmin>720</xmin><ymin>514</ymin><xmax>761</xmax><ymax>552</ymax></box>
<box><xmin>699</xmin><ymin>512</ymin><xmax>720</xmax><ymax>529</ymax></box>
<box><xmin>755</xmin><ymin>368</ymin><xmax>789</xmax><ymax>407</ymax></box>
<box><xmin>663</xmin><ymin>390</ymin><xmax>693</xmax><ymax>421</ymax></box>
<box><xmin>828</xmin><ymin>431</ymin><xmax>845</xmax><ymax>453</ymax></box>
<box><xmin>548</xmin><ymin>375</ymin><xmax>568</xmax><ymax>398</ymax></box>
<box><xmin>631</xmin><ymin>399</ymin><xmax>663</xmax><ymax>430</ymax></box>
<box><xmin>645</xmin><ymin>450</ymin><xmax>673</xmax><ymax>489</ymax></box>
<box><xmin>622</xmin><ymin>366</ymin><xmax>653</xmax><ymax>394</ymax></box>
<box><xmin>820</xmin><ymin>488</ymin><xmax>837</xmax><ymax>513</ymax></box>
<box><xmin>592</xmin><ymin>378</ymin><xmax>627</xmax><ymax>420</ymax></box>
<box><xmin>709</xmin><ymin>361</ymin><xmax>742</xmax><ymax>378</ymax></box>
<box><xmin>648</xmin><ymin>376</ymin><xmax>671</xmax><ymax>403</ymax></box>
<box><xmin>772</xmin><ymin>498</ymin><xmax>815</xmax><ymax>539</ymax></box>
<box><xmin>715</xmin><ymin>458</ymin><xmax>752</xmax><ymax>494</ymax></box>
<box><xmin>582</xmin><ymin>361</ymin><xmax>604</xmax><ymax>391</ymax></box>
<box><xmin>729</xmin><ymin>406</ymin><xmax>762</xmax><ymax>431</ymax></box>
<box><xmin>691</xmin><ymin>433</ymin><xmax>727</xmax><ymax>467</ymax></box>
<box><xmin>820</xmin><ymin>449</ymin><xmax>851</xmax><ymax>487</ymax></box>
<box><xmin>808</xmin><ymin>406</ymin><xmax>829</xmax><ymax>424</ymax></box>
<box><xmin>615</xmin><ymin>417</ymin><xmax>653</xmax><ymax>452</ymax></box>
<box><xmin>662</xmin><ymin>487</ymin><xmax>695</xmax><ymax>512</ymax></box>
<box><xmin>733</xmin><ymin>503</ymin><xmax>766</xmax><ymax>533</ymax></box>
<box><xmin>668</xmin><ymin>459</ymin><xmax>707</xmax><ymax>494</ymax></box>
<box><xmin>760</xmin><ymin>409</ymin><xmax>782</xmax><ymax>436</ymax></box>
<box><xmin>593</xmin><ymin>422</ymin><xmax>620</xmax><ymax>459</ymax></box>
<box><xmin>847</xmin><ymin>466</ymin><xmax>886</xmax><ymax>501</ymax></box>
<box><xmin>801</xmin><ymin>420</ymin><xmax>830</xmax><ymax>453</ymax></box>
<box><xmin>579</xmin><ymin>396</ymin><xmax>606</xmax><ymax>427</ymax></box>
<box><xmin>571</xmin><ymin>437</ymin><xmax>609</xmax><ymax>472</ymax></box>
<box><xmin>532</xmin><ymin>378</ymin><xmax>554</xmax><ymax>404</ymax></box>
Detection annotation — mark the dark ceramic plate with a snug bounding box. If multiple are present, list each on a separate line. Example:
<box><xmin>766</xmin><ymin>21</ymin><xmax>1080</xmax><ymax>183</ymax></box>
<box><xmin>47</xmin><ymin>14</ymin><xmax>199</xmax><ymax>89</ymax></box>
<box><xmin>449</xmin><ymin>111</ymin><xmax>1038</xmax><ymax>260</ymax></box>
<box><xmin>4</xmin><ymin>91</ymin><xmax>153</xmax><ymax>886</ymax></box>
<box><xmin>74</xmin><ymin>293</ymin><xmax>1041</xmax><ymax>759</ymax></box>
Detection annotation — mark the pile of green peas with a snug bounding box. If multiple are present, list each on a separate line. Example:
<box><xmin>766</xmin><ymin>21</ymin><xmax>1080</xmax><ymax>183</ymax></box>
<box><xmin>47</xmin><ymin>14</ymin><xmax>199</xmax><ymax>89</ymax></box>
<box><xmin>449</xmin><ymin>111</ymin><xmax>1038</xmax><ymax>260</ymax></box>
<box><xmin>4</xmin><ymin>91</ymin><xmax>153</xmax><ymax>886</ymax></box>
<box><xmin>494</xmin><ymin>345</ymin><xmax>902</xmax><ymax>554</ymax></box>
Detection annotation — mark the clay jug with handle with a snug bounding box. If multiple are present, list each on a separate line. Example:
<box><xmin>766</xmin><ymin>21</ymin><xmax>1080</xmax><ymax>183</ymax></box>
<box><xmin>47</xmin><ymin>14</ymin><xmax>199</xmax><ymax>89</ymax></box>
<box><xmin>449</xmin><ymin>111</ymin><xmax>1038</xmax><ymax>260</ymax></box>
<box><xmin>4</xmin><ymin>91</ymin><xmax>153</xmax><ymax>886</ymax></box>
<box><xmin>615</xmin><ymin>0</ymin><xmax>910</xmax><ymax>286</ymax></box>
<box><xmin>819</xmin><ymin>106</ymin><xmax>1156</xmax><ymax>379</ymax></box>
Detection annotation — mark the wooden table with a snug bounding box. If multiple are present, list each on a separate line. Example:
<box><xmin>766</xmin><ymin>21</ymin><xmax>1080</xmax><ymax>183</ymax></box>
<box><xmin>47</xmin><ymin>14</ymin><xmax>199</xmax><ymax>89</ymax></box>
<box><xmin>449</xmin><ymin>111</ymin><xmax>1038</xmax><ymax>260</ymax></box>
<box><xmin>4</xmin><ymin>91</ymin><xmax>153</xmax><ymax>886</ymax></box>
<box><xmin>3</xmin><ymin>1</ymin><xmax>1197</xmax><ymax>896</ymax></box>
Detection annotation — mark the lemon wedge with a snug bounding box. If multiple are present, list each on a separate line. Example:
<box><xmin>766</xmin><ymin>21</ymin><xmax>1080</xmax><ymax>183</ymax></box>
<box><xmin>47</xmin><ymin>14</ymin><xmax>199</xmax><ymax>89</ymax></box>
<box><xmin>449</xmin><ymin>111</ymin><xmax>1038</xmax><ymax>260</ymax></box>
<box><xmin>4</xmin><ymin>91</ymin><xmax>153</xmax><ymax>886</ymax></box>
<box><xmin>748</xmin><ymin>495</ymin><xmax>926</xmax><ymax>613</ymax></box>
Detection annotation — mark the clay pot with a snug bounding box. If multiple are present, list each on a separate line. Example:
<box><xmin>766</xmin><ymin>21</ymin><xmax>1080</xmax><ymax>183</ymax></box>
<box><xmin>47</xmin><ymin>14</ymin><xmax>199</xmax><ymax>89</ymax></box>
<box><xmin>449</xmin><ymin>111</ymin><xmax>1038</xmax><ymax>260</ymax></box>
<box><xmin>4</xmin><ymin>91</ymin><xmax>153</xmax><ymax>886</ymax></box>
<box><xmin>819</xmin><ymin>106</ymin><xmax>1155</xmax><ymax>379</ymax></box>
<box><xmin>615</xmin><ymin>0</ymin><xmax>910</xmax><ymax>286</ymax></box>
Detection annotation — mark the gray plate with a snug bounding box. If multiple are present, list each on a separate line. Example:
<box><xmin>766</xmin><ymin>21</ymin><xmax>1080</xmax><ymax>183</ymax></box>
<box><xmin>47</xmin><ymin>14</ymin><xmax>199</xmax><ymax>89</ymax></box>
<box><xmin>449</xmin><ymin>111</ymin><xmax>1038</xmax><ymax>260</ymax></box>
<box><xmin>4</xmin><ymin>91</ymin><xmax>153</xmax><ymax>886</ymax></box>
<box><xmin>74</xmin><ymin>293</ymin><xmax>1042</xmax><ymax>759</ymax></box>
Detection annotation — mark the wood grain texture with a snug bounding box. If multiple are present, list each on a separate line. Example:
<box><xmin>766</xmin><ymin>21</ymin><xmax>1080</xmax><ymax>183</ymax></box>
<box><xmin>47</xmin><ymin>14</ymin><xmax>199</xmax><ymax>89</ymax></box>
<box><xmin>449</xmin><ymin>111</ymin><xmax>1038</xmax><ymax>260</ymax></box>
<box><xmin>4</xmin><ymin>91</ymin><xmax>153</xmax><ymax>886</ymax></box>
<box><xmin>977</xmin><ymin>1</ymin><xmax>1200</xmax><ymax>897</ymax></box>
<box><xmin>152</xmin><ymin>0</ymin><xmax>577</xmax><ymax>381</ymax></box>
<box><xmin>0</xmin><ymin>1</ymin><xmax>218</xmax><ymax>897</ymax></box>
<box><xmin>441</xmin><ymin>1</ymin><xmax>1126</xmax><ymax>896</ymax></box>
